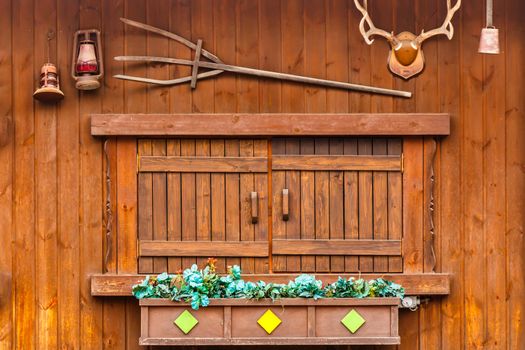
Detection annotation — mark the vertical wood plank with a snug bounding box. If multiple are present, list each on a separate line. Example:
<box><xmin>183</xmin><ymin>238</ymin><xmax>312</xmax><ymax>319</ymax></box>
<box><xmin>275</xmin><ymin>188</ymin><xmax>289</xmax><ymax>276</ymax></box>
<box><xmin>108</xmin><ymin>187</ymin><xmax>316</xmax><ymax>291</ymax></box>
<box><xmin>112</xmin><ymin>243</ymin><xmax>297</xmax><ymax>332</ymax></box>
<box><xmin>391</xmin><ymin>7</ymin><xmax>417</xmax><ymax>347</ymax></box>
<box><xmin>34</xmin><ymin>0</ymin><xmax>58</xmax><ymax>348</ymax></box>
<box><xmin>239</xmin><ymin>140</ymin><xmax>255</xmax><ymax>273</ymax></box>
<box><xmin>402</xmin><ymin>138</ymin><xmax>424</xmax><ymax>273</ymax></box>
<box><xmin>79</xmin><ymin>0</ymin><xmax>103</xmax><ymax>348</ymax></box>
<box><xmin>259</xmin><ymin>0</ymin><xmax>282</xmax><ymax>114</ymax></box>
<box><xmin>254</xmin><ymin>139</ymin><xmax>268</xmax><ymax>273</ymax></box>
<box><xmin>210</xmin><ymin>139</ymin><xmax>226</xmax><ymax>273</ymax></box>
<box><xmin>100</xmin><ymin>0</ymin><xmax>122</xmax><ymax>275</ymax></box>
<box><xmin>56</xmin><ymin>1</ymin><xmax>81</xmax><ymax>349</ymax></box>
<box><xmin>285</xmin><ymin>139</ymin><xmax>301</xmax><ymax>272</ymax></box>
<box><xmin>137</xmin><ymin>140</ymin><xmax>153</xmax><ymax>273</ymax></box>
<box><xmin>461</xmin><ymin>0</ymin><xmax>486</xmax><ymax>348</ymax></box>
<box><xmin>124</xmin><ymin>0</ymin><xmax>147</xmax><ymax>269</ymax></box>
<box><xmin>348</xmin><ymin>0</ymin><xmax>371</xmax><ymax>113</ymax></box>
<box><xmin>358</xmin><ymin>139</ymin><xmax>374</xmax><ymax>272</ymax></box>
<box><xmin>181</xmin><ymin>139</ymin><xmax>196</xmax><ymax>269</ymax></box>
<box><xmin>225</xmin><ymin>139</ymin><xmax>241</xmax><ymax>269</ymax></box>
<box><xmin>272</xmin><ymin>139</ymin><xmax>286</xmax><ymax>272</ymax></box>
<box><xmin>483</xmin><ymin>1</ymin><xmax>507</xmax><ymax>349</ymax></box>
<box><xmin>117</xmin><ymin>0</ymin><xmax>143</xmax><ymax>273</ymax></box>
<box><xmin>0</xmin><ymin>0</ymin><xmax>13</xmax><ymax>347</ymax></box>
<box><xmin>505</xmin><ymin>0</ymin><xmax>525</xmax><ymax>349</ymax></box>
<box><xmin>168</xmin><ymin>0</ymin><xmax>192</xmax><ymax>274</ymax></box>
<box><xmin>373</xmin><ymin>139</ymin><xmax>388</xmax><ymax>272</ymax></box>
<box><xmin>314</xmin><ymin>138</ymin><xmax>330</xmax><ymax>273</ymax></box>
<box><xmin>325</xmin><ymin>0</ymin><xmax>348</xmax><ymax>274</ymax></box>
<box><xmin>260</xmin><ymin>0</ymin><xmax>282</xmax><ymax>274</ymax></box>
<box><xmin>343</xmin><ymin>139</ymin><xmax>359</xmax><ymax>272</ymax></box>
<box><xmin>191</xmin><ymin>0</ymin><xmax>214</xmax><ymax>114</ymax></box>
<box><xmin>280</xmin><ymin>0</ymin><xmax>305</xmax><ymax>273</ymax></box>
<box><xmin>329</xmin><ymin>138</ymin><xmax>344</xmax><ymax>272</ymax></box>
<box><xmin>147</xmin><ymin>0</ymin><xmax>170</xmax><ymax>273</ymax></box>
<box><xmin>192</xmin><ymin>0</ymin><xmax>214</xmax><ymax>270</ymax></box>
<box><xmin>166</xmin><ymin>139</ymin><xmax>182</xmax><ymax>273</ymax></box>
<box><xmin>236</xmin><ymin>0</ymin><xmax>259</xmax><ymax>114</ymax></box>
<box><xmin>195</xmin><ymin>139</ymin><xmax>211</xmax><ymax>268</ymax></box>
<box><xmin>214</xmin><ymin>0</ymin><xmax>237</xmax><ymax>271</ymax></box>
<box><xmin>101</xmin><ymin>0</ymin><xmax>128</xmax><ymax>348</ymax></box>
<box><xmin>151</xmin><ymin>140</ymin><xmax>167</xmax><ymax>273</ymax></box>
<box><xmin>415</xmin><ymin>1</ymin><xmax>442</xmax><ymax>348</ymax></box>
<box><xmin>236</xmin><ymin>0</ymin><xmax>259</xmax><ymax>274</ymax></box>
<box><xmin>304</xmin><ymin>0</ymin><xmax>328</xmax><ymax>273</ymax></box>
<box><xmin>387</xmin><ymin>139</ymin><xmax>403</xmax><ymax>273</ymax></box>
<box><xmin>299</xmin><ymin>139</ymin><xmax>315</xmax><ymax>272</ymax></box>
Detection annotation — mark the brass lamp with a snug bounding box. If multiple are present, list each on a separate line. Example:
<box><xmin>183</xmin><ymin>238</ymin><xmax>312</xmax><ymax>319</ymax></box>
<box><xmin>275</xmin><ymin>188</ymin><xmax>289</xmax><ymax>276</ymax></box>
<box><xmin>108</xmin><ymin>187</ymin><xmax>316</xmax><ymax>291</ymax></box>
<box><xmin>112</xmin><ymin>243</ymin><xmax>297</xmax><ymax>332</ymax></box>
<box><xmin>72</xmin><ymin>29</ymin><xmax>104</xmax><ymax>90</ymax></box>
<box><xmin>33</xmin><ymin>63</ymin><xmax>65</xmax><ymax>102</ymax></box>
<box><xmin>34</xmin><ymin>32</ymin><xmax>64</xmax><ymax>103</ymax></box>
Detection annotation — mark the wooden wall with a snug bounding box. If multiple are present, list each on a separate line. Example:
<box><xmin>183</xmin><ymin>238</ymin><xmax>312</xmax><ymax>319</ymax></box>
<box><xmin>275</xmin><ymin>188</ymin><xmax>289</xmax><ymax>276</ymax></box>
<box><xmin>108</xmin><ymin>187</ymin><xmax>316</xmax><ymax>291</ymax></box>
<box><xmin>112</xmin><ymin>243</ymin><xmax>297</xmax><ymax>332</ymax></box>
<box><xmin>0</xmin><ymin>0</ymin><xmax>523</xmax><ymax>349</ymax></box>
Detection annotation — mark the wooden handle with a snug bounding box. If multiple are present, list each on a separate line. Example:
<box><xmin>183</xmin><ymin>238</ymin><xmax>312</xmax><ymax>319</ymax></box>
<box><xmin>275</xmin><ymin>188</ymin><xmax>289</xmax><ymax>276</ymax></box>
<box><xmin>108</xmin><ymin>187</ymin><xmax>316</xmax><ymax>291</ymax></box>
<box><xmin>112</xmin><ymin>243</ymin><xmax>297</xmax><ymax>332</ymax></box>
<box><xmin>282</xmin><ymin>189</ymin><xmax>289</xmax><ymax>221</ymax></box>
<box><xmin>250</xmin><ymin>191</ymin><xmax>258</xmax><ymax>224</ymax></box>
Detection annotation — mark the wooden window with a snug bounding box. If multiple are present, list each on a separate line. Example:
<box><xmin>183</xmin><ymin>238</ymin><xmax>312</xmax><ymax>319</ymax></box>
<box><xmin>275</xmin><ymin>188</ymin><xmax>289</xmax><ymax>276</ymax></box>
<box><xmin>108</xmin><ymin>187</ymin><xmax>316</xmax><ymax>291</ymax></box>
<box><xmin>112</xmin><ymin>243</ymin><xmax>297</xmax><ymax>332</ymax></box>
<box><xmin>134</xmin><ymin>136</ymin><xmax>409</xmax><ymax>275</ymax></box>
<box><xmin>137</xmin><ymin>138</ymin><xmax>269</xmax><ymax>274</ymax></box>
<box><xmin>93</xmin><ymin>114</ymin><xmax>450</xmax><ymax>296</ymax></box>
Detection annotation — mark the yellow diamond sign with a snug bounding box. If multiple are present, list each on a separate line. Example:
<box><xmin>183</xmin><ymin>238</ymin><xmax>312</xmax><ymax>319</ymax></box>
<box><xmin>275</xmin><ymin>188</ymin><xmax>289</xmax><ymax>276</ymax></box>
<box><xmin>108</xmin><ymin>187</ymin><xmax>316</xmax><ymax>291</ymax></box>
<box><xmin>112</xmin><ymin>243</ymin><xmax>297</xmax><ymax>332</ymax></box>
<box><xmin>341</xmin><ymin>309</ymin><xmax>366</xmax><ymax>333</ymax></box>
<box><xmin>257</xmin><ymin>309</ymin><xmax>282</xmax><ymax>334</ymax></box>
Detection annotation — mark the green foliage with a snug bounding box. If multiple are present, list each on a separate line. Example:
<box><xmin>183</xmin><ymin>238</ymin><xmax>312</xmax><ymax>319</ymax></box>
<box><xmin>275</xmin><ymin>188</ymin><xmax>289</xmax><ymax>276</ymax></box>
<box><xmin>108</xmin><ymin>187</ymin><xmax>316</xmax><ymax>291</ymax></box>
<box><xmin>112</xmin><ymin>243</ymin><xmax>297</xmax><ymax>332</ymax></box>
<box><xmin>132</xmin><ymin>258</ymin><xmax>405</xmax><ymax>310</ymax></box>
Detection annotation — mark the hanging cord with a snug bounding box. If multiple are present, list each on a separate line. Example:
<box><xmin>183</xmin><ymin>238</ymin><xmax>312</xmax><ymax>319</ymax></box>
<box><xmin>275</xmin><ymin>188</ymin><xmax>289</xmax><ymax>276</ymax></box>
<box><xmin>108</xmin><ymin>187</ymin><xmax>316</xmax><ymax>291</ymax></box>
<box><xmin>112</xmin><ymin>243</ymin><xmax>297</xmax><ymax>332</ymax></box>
<box><xmin>486</xmin><ymin>0</ymin><xmax>494</xmax><ymax>27</ymax></box>
<box><xmin>46</xmin><ymin>31</ymin><xmax>55</xmax><ymax>62</ymax></box>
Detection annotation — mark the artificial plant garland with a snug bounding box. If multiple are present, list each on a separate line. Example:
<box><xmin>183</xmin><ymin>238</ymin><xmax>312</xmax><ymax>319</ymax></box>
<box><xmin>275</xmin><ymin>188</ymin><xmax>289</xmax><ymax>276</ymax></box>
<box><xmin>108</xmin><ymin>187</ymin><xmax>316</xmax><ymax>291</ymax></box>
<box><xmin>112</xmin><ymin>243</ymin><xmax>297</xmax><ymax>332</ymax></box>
<box><xmin>132</xmin><ymin>258</ymin><xmax>405</xmax><ymax>310</ymax></box>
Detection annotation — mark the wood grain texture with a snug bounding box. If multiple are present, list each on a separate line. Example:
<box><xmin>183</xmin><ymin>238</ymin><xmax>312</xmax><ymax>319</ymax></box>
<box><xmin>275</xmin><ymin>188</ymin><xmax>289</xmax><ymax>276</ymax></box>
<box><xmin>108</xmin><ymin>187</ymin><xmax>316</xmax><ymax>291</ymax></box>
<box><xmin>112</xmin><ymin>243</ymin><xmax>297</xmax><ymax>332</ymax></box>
<box><xmin>272</xmin><ymin>155</ymin><xmax>401</xmax><ymax>171</ymax></box>
<box><xmin>139</xmin><ymin>156</ymin><xmax>268</xmax><ymax>172</ymax></box>
<box><xmin>272</xmin><ymin>239</ymin><xmax>401</xmax><ymax>256</ymax></box>
<box><xmin>139</xmin><ymin>241</ymin><xmax>269</xmax><ymax>257</ymax></box>
<box><xmin>91</xmin><ymin>113</ymin><xmax>451</xmax><ymax>136</ymax></box>
<box><xmin>0</xmin><ymin>0</ymin><xmax>13</xmax><ymax>347</ymax></box>
<box><xmin>505</xmin><ymin>0</ymin><xmax>525</xmax><ymax>349</ymax></box>
<box><xmin>56</xmin><ymin>0</ymin><xmax>81</xmax><ymax>347</ymax></box>
<box><xmin>3</xmin><ymin>1</ymin><xmax>524</xmax><ymax>349</ymax></box>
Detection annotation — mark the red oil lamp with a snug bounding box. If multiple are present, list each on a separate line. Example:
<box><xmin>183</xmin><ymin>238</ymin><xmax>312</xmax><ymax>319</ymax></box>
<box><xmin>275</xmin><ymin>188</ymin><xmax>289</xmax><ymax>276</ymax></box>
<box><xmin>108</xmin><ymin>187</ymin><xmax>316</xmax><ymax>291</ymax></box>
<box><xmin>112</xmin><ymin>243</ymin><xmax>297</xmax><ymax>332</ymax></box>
<box><xmin>71</xmin><ymin>29</ymin><xmax>103</xmax><ymax>90</ymax></box>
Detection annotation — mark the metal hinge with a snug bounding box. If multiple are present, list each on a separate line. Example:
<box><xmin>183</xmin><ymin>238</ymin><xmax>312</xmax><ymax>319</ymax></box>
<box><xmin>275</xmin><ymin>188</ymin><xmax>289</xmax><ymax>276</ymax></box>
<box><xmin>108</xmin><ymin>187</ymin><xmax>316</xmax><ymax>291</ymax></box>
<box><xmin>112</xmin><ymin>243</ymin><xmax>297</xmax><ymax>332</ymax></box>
<box><xmin>401</xmin><ymin>153</ymin><xmax>404</xmax><ymax>173</ymax></box>
<box><xmin>400</xmin><ymin>296</ymin><xmax>420</xmax><ymax>311</ymax></box>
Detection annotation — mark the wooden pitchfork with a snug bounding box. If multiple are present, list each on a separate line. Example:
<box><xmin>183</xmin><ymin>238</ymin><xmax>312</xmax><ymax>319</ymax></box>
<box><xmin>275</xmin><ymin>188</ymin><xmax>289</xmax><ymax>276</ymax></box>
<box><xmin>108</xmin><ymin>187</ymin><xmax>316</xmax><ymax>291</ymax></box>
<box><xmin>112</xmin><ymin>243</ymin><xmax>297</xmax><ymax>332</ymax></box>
<box><xmin>114</xmin><ymin>18</ymin><xmax>412</xmax><ymax>98</ymax></box>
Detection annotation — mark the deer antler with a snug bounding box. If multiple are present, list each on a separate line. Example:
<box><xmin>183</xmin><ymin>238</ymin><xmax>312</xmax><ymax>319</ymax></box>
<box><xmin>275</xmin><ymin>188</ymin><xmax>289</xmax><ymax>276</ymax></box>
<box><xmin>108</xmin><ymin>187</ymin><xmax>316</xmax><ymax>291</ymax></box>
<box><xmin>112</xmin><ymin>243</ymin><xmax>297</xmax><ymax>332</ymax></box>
<box><xmin>415</xmin><ymin>0</ymin><xmax>461</xmax><ymax>44</ymax></box>
<box><xmin>354</xmin><ymin>0</ymin><xmax>396</xmax><ymax>45</ymax></box>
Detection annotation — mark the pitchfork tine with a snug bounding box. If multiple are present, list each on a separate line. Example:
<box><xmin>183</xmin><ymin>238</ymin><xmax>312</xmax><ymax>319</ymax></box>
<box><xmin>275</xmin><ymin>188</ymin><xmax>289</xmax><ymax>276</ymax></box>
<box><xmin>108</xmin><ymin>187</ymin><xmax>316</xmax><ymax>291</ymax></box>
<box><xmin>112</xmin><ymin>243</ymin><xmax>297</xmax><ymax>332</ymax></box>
<box><xmin>120</xmin><ymin>18</ymin><xmax>222</xmax><ymax>63</ymax></box>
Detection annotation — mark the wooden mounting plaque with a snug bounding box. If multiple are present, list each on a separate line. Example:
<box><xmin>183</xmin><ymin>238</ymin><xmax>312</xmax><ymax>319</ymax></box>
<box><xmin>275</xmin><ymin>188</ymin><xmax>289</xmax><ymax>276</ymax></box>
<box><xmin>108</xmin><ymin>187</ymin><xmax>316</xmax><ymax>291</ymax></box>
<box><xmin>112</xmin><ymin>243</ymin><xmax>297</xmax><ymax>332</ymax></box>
<box><xmin>91</xmin><ymin>113</ymin><xmax>450</xmax><ymax>136</ymax></box>
<box><xmin>139</xmin><ymin>298</ymin><xmax>400</xmax><ymax>346</ymax></box>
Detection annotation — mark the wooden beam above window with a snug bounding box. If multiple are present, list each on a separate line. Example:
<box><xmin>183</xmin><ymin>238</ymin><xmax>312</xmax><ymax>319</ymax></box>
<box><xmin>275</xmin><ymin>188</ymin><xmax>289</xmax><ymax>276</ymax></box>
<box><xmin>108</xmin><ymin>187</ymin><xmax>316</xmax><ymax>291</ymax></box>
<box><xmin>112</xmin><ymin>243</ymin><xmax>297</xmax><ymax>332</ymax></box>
<box><xmin>91</xmin><ymin>113</ymin><xmax>450</xmax><ymax>136</ymax></box>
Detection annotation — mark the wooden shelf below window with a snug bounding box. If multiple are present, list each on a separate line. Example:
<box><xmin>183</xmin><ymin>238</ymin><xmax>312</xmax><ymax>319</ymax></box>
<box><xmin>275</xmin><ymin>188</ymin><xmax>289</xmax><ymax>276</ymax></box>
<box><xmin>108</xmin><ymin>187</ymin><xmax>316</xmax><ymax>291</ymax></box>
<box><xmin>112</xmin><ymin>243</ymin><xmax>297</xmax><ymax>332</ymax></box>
<box><xmin>91</xmin><ymin>273</ymin><xmax>450</xmax><ymax>296</ymax></box>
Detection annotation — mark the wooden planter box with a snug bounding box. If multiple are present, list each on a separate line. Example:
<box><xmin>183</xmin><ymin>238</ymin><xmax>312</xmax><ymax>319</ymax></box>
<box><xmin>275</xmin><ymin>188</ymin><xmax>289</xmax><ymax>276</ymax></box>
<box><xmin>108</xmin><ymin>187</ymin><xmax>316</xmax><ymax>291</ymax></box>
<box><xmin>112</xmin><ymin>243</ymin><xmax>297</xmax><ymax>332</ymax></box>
<box><xmin>140</xmin><ymin>298</ymin><xmax>400</xmax><ymax>346</ymax></box>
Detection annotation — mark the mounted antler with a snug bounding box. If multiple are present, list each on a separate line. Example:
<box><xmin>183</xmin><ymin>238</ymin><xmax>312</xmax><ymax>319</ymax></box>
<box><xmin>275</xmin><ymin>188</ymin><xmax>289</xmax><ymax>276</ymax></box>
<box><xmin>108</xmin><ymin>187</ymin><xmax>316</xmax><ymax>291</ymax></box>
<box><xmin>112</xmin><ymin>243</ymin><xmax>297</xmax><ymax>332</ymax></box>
<box><xmin>354</xmin><ymin>0</ymin><xmax>461</xmax><ymax>79</ymax></box>
<box><xmin>354</xmin><ymin>0</ymin><xmax>397</xmax><ymax>46</ymax></box>
<box><xmin>415</xmin><ymin>0</ymin><xmax>461</xmax><ymax>44</ymax></box>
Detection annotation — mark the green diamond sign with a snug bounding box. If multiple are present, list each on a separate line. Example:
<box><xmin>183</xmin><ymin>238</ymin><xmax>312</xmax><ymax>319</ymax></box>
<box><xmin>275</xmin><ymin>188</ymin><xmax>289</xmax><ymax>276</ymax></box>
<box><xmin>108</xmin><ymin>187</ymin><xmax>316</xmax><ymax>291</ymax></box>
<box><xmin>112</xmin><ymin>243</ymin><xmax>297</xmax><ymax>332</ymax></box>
<box><xmin>174</xmin><ymin>310</ymin><xmax>199</xmax><ymax>334</ymax></box>
<box><xmin>341</xmin><ymin>309</ymin><xmax>366</xmax><ymax>333</ymax></box>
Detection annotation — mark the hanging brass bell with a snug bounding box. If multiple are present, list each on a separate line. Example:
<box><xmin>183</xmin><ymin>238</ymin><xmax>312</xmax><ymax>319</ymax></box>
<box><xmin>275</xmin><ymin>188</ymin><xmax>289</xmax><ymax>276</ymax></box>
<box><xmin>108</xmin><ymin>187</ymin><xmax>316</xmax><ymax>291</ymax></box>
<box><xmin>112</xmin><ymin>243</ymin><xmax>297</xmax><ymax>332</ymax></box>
<box><xmin>478</xmin><ymin>27</ymin><xmax>500</xmax><ymax>54</ymax></box>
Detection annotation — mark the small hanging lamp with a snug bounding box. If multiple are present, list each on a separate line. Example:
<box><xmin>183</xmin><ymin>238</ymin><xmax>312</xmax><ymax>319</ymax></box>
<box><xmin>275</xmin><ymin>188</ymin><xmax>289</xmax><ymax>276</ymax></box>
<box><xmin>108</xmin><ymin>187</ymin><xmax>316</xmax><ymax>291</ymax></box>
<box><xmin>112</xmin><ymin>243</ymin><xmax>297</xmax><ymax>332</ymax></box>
<box><xmin>478</xmin><ymin>0</ymin><xmax>500</xmax><ymax>54</ymax></box>
<box><xmin>33</xmin><ymin>32</ymin><xmax>64</xmax><ymax>102</ymax></box>
<box><xmin>72</xmin><ymin>29</ymin><xmax>104</xmax><ymax>90</ymax></box>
